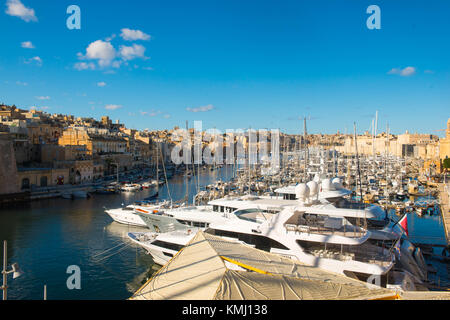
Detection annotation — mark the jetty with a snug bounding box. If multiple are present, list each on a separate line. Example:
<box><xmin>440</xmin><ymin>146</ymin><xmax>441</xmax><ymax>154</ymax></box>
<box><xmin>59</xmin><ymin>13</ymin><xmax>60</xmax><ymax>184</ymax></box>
<box><xmin>438</xmin><ymin>183</ymin><xmax>450</xmax><ymax>246</ymax></box>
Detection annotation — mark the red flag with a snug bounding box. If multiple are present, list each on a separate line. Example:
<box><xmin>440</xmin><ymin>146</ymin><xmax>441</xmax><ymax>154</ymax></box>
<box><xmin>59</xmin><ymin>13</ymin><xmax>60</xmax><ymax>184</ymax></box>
<box><xmin>399</xmin><ymin>214</ymin><xmax>408</xmax><ymax>237</ymax></box>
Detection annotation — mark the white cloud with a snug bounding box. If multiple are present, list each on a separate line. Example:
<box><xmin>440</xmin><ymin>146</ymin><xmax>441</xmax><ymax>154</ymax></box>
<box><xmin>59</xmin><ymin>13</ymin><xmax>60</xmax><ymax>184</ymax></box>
<box><xmin>97</xmin><ymin>81</ymin><xmax>107</xmax><ymax>87</ymax></box>
<box><xmin>6</xmin><ymin>0</ymin><xmax>37</xmax><ymax>22</ymax></box>
<box><xmin>105</xmin><ymin>104</ymin><xmax>122</xmax><ymax>110</ymax></box>
<box><xmin>120</xmin><ymin>28</ymin><xmax>151</xmax><ymax>41</ymax></box>
<box><xmin>119</xmin><ymin>44</ymin><xmax>147</xmax><ymax>61</ymax></box>
<box><xmin>140</xmin><ymin>110</ymin><xmax>162</xmax><ymax>117</ymax></box>
<box><xmin>21</xmin><ymin>41</ymin><xmax>34</xmax><ymax>49</ymax></box>
<box><xmin>112</xmin><ymin>61</ymin><xmax>122</xmax><ymax>69</ymax></box>
<box><xmin>74</xmin><ymin>62</ymin><xmax>96</xmax><ymax>71</ymax></box>
<box><xmin>30</xmin><ymin>105</ymin><xmax>49</xmax><ymax>111</ymax></box>
<box><xmin>16</xmin><ymin>81</ymin><xmax>28</xmax><ymax>86</ymax></box>
<box><xmin>36</xmin><ymin>96</ymin><xmax>50</xmax><ymax>100</ymax></box>
<box><xmin>24</xmin><ymin>56</ymin><xmax>42</xmax><ymax>66</ymax></box>
<box><xmin>149</xmin><ymin>111</ymin><xmax>162</xmax><ymax>117</ymax></box>
<box><xmin>82</xmin><ymin>40</ymin><xmax>116</xmax><ymax>67</ymax></box>
<box><xmin>387</xmin><ymin>66</ymin><xmax>416</xmax><ymax>77</ymax></box>
<box><xmin>76</xmin><ymin>36</ymin><xmax>150</xmax><ymax>71</ymax></box>
<box><xmin>186</xmin><ymin>104</ymin><xmax>215</xmax><ymax>113</ymax></box>
<box><xmin>105</xmin><ymin>34</ymin><xmax>116</xmax><ymax>42</ymax></box>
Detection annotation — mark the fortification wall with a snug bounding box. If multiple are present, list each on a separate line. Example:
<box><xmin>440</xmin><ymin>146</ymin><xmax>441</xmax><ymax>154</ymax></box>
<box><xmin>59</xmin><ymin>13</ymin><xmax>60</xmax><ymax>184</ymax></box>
<box><xmin>0</xmin><ymin>139</ymin><xmax>20</xmax><ymax>195</ymax></box>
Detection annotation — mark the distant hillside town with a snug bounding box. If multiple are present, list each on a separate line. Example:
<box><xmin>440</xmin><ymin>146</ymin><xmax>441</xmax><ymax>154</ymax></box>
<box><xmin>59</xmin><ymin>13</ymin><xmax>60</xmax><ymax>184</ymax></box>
<box><xmin>0</xmin><ymin>104</ymin><xmax>449</xmax><ymax>197</ymax></box>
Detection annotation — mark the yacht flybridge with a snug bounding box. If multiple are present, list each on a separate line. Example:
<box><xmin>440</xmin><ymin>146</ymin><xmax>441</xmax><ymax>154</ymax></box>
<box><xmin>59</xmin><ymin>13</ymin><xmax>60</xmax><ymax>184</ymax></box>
<box><xmin>209</xmin><ymin>178</ymin><xmax>396</xmax><ymax>241</ymax></box>
<box><xmin>128</xmin><ymin>203</ymin><xmax>402</xmax><ymax>288</ymax></box>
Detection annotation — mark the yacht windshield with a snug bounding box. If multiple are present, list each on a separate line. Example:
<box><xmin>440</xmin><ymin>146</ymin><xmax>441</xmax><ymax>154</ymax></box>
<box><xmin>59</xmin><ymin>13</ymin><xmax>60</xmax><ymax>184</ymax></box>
<box><xmin>233</xmin><ymin>208</ymin><xmax>269</xmax><ymax>224</ymax></box>
<box><xmin>332</xmin><ymin>198</ymin><xmax>372</xmax><ymax>210</ymax></box>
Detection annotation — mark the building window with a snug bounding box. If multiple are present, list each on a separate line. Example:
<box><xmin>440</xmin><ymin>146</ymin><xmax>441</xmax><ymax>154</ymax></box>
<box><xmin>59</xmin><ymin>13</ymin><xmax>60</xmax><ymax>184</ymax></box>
<box><xmin>21</xmin><ymin>178</ymin><xmax>30</xmax><ymax>190</ymax></box>
<box><xmin>40</xmin><ymin>176</ymin><xmax>48</xmax><ymax>187</ymax></box>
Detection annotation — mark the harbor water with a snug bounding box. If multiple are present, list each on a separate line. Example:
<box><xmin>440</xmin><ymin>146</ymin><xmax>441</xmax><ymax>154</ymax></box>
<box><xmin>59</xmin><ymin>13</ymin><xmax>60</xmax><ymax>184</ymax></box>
<box><xmin>0</xmin><ymin>166</ymin><xmax>235</xmax><ymax>300</ymax></box>
<box><xmin>0</xmin><ymin>166</ymin><xmax>448</xmax><ymax>299</ymax></box>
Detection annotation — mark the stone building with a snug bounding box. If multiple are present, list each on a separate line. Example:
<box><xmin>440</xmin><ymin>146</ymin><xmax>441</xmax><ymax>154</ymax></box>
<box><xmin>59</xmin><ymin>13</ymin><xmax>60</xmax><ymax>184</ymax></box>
<box><xmin>0</xmin><ymin>105</ymin><xmax>26</xmax><ymax>120</ymax></box>
<box><xmin>38</xmin><ymin>144</ymin><xmax>89</xmax><ymax>164</ymax></box>
<box><xmin>58</xmin><ymin>127</ymin><xmax>127</xmax><ymax>156</ymax></box>
<box><xmin>17</xmin><ymin>167</ymin><xmax>70</xmax><ymax>190</ymax></box>
<box><xmin>53</xmin><ymin>159</ymin><xmax>95</xmax><ymax>184</ymax></box>
<box><xmin>27</xmin><ymin>123</ymin><xmax>63</xmax><ymax>145</ymax></box>
<box><xmin>0</xmin><ymin>137</ymin><xmax>20</xmax><ymax>195</ymax></box>
<box><xmin>440</xmin><ymin>118</ymin><xmax>450</xmax><ymax>163</ymax></box>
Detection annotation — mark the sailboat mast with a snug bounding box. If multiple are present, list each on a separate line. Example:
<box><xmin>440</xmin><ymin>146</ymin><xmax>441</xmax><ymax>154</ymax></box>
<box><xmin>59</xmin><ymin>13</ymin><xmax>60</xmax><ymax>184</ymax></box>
<box><xmin>248</xmin><ymin>128</ymin><xmax>251</xmax><ymax>195</ymax></box>
<box><xmin>156</xmin><ymin>140</ymin><xmax>159</xmax><ymax>193</ymax></box>
<box><xmin>373</xmin><ymin>110</ymin><xmax>378</xmax><ymax>174</ymax></box>
<box><xmin>304</xmin><ymin>117</ymin><xmax>308</xmax><ymax>182</ymax></box>
<box><xmin>185</xmin><ymin>120</ymin><xmax>189</xmax><ymax>204</ymax></box>
<box><xmin>354</xmin><ymin>122</ymin><xmax>363</xmax><ymax>203</ymax></box>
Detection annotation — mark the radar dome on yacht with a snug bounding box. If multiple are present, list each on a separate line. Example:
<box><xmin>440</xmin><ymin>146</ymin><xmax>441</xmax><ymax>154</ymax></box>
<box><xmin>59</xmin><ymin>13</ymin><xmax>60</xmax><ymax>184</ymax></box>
<box><xmin>321</xmin><ymin>178</ymin><xmax>335</xmax><ymax>191</ymax></box>
<box><xmin>332</xmin><ymin>177</ymin><xmax>343</xmax><ymax>190</ymax></box>
<box><xmin>295</xmin><ymin>183</ymin><xmax>310</xmax><ymax>200</ymax></box>
<box><xmin>306</xmin><ymin>181</ymin><xmax>319</xmax><ymax>196</ymax></box>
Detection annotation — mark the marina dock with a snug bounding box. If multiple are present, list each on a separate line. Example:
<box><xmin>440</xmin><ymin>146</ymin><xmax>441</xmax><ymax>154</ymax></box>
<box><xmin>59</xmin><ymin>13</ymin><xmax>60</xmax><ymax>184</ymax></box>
<box><xmin>438</xmin><ymin>183</ymin><xmax>450</xmax><ymax>246</ymax></box>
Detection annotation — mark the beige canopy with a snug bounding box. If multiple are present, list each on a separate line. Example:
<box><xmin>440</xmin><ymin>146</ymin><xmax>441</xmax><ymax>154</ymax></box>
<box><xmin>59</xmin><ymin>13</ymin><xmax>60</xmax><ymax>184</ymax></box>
<box><xmin>130</xmin><ymin>231</ymin><xmax>399</xmax><ymax>300</ymax></box>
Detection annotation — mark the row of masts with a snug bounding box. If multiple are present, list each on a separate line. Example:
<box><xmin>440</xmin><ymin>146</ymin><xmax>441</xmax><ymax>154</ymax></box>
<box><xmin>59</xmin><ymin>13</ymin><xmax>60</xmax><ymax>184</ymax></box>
<box><xmin>175</xmin><ymin>113</ymin><xmax>432</xmax><ymax>206</ymax></box>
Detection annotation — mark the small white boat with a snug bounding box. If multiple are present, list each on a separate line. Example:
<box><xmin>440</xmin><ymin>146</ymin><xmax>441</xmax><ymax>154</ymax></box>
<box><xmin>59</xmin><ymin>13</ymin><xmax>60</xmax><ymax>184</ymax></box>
<box><xmin>105</xmin><ymin>206</ymin><xmax>148</xmax><ymax>227</ymax></box>
<box><xmin>105</xmin><ymin>202</ymin><xmax>167</xmax><ymax>227</ymax></box>
<box><xmin>141</xmin><ymin>182</ymin><xmax>153</xmax><ymax>189</ymax></box>
<box><xmin>120</xmin><ymin>184</ymin><xmax>141</xmax><ymax>192</ymax></box>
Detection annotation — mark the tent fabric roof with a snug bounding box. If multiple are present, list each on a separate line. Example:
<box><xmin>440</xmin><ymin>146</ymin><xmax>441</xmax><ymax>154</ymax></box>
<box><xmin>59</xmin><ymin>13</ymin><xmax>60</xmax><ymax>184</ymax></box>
<box><xmin>399</xmin><ymin>291</ymin><xmax>450</xmax><ymax>300</ymax></box>
<box><xmin>132</xmin><ymin>232</ymin><xmax>227</xmax><ymax>300</ymax></box>
<box><xmin>130</xmin><ymin>231</ymin><xmax>398</xmax><ymax>300</ymax></box>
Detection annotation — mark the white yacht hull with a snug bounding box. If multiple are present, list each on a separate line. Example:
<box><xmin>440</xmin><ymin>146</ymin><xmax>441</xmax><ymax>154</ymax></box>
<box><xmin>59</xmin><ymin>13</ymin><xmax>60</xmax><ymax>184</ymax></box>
<box><xmin>127</xmin><ymin>232</ymin><xmax>183</xmax><ymax>265</ymax></box>
<box><xmin>105</xmin><ymin>208</ymin><xmax>147</xmax><ymax>227</ymax></box>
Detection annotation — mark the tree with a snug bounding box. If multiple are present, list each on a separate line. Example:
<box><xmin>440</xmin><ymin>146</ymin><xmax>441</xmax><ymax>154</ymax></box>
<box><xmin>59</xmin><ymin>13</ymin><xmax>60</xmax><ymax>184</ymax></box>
<box><xmin>443</xmin><ymin>157</ymin><xmax>450</xmax><ymax>170</ymax></box>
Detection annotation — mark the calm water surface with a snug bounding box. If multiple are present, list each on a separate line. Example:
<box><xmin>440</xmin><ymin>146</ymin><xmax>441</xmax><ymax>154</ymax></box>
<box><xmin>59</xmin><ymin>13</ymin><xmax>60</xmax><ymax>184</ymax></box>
<box><xmin>0</xmin><ymin>166</ymin><xmax>235</xmax><ymax>300</ymax></box>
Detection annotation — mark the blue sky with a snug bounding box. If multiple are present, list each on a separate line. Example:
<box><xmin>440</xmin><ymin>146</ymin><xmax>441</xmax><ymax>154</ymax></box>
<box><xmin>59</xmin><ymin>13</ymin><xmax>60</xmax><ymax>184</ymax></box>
<box><xmin>0</xmin><ymin>0</ymin><xmax>449</xmax><ymax>135</ymax></box>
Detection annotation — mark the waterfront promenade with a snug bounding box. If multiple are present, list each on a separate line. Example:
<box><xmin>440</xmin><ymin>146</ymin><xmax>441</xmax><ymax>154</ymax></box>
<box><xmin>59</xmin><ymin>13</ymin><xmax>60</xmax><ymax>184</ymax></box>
<box><xmin>438</xmin><ymin>182</ymin><xmax>450</xmax><ymax>245</ymax></box>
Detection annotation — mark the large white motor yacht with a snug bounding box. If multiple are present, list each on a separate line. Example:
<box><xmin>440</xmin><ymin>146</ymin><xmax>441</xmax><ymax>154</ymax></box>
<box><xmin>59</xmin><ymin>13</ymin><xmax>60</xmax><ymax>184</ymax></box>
<box><xmin>129</xmin><ymin>177</ymin><xmax>427</xmax><ymax>287</ymax></box>
<box><xmin>128</xmin><ymin>203</ymin><xmax>399</xmax><ymax>286</ymax></box>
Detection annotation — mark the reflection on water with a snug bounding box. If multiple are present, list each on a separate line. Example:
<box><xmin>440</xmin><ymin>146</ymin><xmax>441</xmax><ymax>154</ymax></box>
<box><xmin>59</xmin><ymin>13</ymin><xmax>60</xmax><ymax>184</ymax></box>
<box><xmin>0</xmin><ymin>167</ymin><xmax>234</xmax><ymax>300</ymax></box>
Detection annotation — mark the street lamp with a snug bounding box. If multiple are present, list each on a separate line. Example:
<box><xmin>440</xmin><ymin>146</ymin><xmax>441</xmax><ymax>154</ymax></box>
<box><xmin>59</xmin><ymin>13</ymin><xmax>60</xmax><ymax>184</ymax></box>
<box><xmin>2</xmin><ymin>240</ymin><xmax>24</xmax><ymax>300</ymax></box>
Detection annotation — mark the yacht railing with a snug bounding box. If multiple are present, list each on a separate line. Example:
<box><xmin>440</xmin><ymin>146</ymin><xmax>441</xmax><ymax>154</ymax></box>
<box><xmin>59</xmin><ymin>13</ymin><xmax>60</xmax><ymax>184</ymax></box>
<box><xmin>285</xmin><ymin>223</ymin><xmax>366</xmax><ymax>238</ymax></box>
